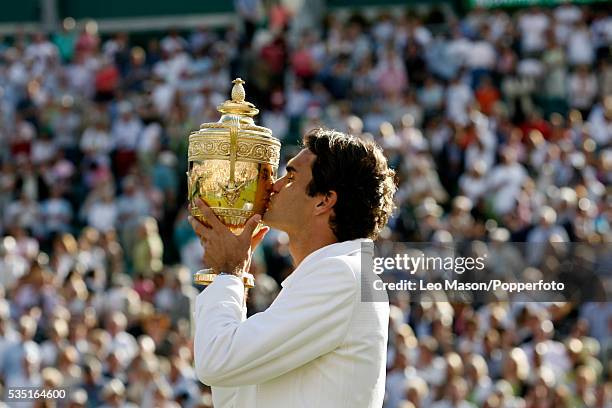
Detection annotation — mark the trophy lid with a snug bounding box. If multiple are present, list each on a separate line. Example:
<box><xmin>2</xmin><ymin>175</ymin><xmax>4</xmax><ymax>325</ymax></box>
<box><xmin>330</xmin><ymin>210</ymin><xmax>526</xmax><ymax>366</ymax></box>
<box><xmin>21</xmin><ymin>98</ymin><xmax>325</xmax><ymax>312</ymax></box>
<box><xmin>196</xmin><ymin>77</ymin><xmax>275</xmax><ymax>141</ymax></box>
<box><xmin>217</xmin><ymin>78</ymin><xmax>259</xmax><ymax>117</ymax></box>
<box><xmin>190</xmin><ymin>78</ymin><xmax>279</xmax><ymax>166</ymax></box>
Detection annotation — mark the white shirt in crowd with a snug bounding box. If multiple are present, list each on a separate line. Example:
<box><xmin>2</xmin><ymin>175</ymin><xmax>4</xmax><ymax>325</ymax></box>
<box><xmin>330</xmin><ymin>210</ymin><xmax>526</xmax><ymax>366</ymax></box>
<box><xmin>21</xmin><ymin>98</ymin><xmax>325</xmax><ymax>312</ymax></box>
<box><xmin>465</xmin><ymin>143</ymin><xmax>495</xmax><ymax>174</ymax></box>
<box><xmin>285</xmin><ymin>86</ymin><xmax>312</xmax><ymax>118</ymax></box>
<box><xmin>415</xmin><ymin>354</ymin><xmax>446</xmax><ymax>387</ymax></box>
<box><xmin>553</xmin><ymin>4</ymin><xmax>582</xmax><ymax>45</ymax></box>
<box><xmin>81</xmin><ymin>127</ymin><xmax>114</xmax><ymax>158</ymax></box>
<box><xmin>262</xmin><ymin>110</ymin><xmax>289</xmax><ymax>141</ymax></box>
<box><xmin>8</xmin><ymin>60</ymin><xmax>29</xmax><ymax>88</ymax></box>
<box><xmin>467</xmin><ymin>40</ymin><xmax>497</xmax><ymax>69</ymax></box>
<box><xmin>569</xmin><ymin>71</ymin><xmax>598</xmax><ymax>110</ymax></box>
<box><xmin>4</xmin><ymin>199</ymin><xmax>40</xmax><ymax>231</ymax></box>
<box><xmin>459</xmin><ymin>173</ymin><xmax>488</xmax><ymax>203</ymax></box>
<box><xmin>447</xmin><ymin>36</ymin><xmax>472</xmax><ymax>68</ymax></box>
<box><xmin>518</xmin><ymin>12</ymin><xmax>550</xmax><ymax>53</ymax></box>
<box><xmin>521</xmin><ymin>339</ymin><xmax>570</xmax><ymax>379</ymax></box>
<box><xmin>486</xmin><ymin>162</ymin><xmax>528</xmax><ymax>215</ymax></box>
<box><xmin>31</xmin><ymin>138</ymin><xmax>58</xmax><ymax>164</ymax></box>
<box><xmin>487</xmin><ymin>12</ymin><xmax>511</xmax><ymax>42</ymax></box>
<box><xmin>86</xmin><ymin>200</ymin><xmax>118</xmax><ymax>232</ymax></box>
<box><xmin>587</xmin><ymin>106</ymin><xmax>612</xmax><ymax>146</ymax></box>
<box><xmin>109</xmin><ymin>331</ymin><xmax>139</xmax><ymax>366</ymax></box>
<box><xmin>384</xmin><ymin>366</ymin><xmax>419</xmax><ymax>408</ymax></box>
<box><xmin>67</xmin><ymin>57</ymin><xmax>98</xmax><ymax>98</ymax></box>
<box><xmin>554</xmin><ymin>4</ymin><xmax>582</xmax><ymax>26</ymax></box>
<box><xmin>51</xmin><ymin>111</ymin><xmax>81</xmax><ymax>149</ymax></box>
<box><xmin>138</xmin><ymin>122</ymin><xmax>163</xmax><ymax>154</ymax></box>
<box><xmin>111</xmin><ymin>116</ymin><xmax>143</xmax><ymax>150</ymax></box>
<box><xmin>41</xmin><ymin>197</ymin><xmax>73</xmax><ymax>234</ymax></box>
<box><xmin>567</xmin><ymin>26</ymin><xmax>595</xmax><ymax>66</ymax></box>
<box><xmin>446</xmin><ymin>81</ymin><xmax>474</xmax><ymax>126</ymax></box>
<box><xmin>152</xmin><ymin>82</ymin><xmax>176</xmax><ymax>117</ymax></box>
<box><xmin>160</xmin><ymin>35</ymin><xmax>189</xmax><ymax>55</ymax></box>
<box><xmin>153</xmin><ymin>52</ymin><xmax>191</xmax><ymax>84</ymax></box>
<box><xmin>25</xmin><ymin>40</ymin><xmax>58</xmax><ymax>76</ymax></box>
<box><xmin>592</xmin><ymin>15</ymin><xmax>612</xmax><ymax>48</ymax></box>
<box><xmin>0</xmin><ymin>253</ymin><xmax>29</xmax><ymax>291</ymax></box>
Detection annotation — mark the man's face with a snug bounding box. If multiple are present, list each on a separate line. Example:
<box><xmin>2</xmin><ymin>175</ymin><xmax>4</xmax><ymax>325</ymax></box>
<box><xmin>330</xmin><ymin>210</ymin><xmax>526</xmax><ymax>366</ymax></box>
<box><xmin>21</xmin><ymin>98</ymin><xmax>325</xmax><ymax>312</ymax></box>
<box><xmin>263</xmin><ymin>149</ymin><xmax>319</xmax><ymax>234</ymax></box>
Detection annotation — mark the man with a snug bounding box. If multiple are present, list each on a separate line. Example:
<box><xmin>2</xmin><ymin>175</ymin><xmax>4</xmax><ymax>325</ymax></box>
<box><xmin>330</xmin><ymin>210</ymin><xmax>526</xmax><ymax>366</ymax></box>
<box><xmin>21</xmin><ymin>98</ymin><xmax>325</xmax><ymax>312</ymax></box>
<box><xmin>189</xmin><ymin>128</ymin><xmax>396</xmax><ymax>407</ymax></box>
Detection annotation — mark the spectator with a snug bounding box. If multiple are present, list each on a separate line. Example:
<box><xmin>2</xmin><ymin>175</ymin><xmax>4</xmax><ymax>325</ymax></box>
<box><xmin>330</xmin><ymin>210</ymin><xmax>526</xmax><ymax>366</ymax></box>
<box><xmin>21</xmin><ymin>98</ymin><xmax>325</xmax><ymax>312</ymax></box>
<box><xmin>53</xmin><ymin>18</ymin><xmax>78</xmax><ymax>63</ymax></box>
<box><xmin>132</xmin><ymin>217</ymin><xmax>164</xmax><ymax>277</ymax></box>
<box><xmin>474</xmin><ymin>76</ymin><xmax>500</xmax><ymax>116</ymax></box>
<box><xmin>83</xmin><ymin>186</ymin><xmax>118</xmax><ymax>233</ymax></box>
<box><xmin>1</xmin><ymin>315</ymin><xmax>40</xmax><ymax>384</ymax></box>
<box><xmin>41</xmin><ymin>186</ymin><xmax>73</xmax><ymax>238</ymax></box>
<box><xmin>100</xmin><ymin>378</ymin><xmax>137</xmax><ymax>408</ymax></box>
<box><xmin>105</xmin><ymin>312</ymin><xmax>138</xmax><ymax>365</ymax></box>
<box><xmin>116</xmin><ymin>175</ymin><xmax>152</xmax><ymax>260</ymax></box>
<box><xmin>50</xmin><ymin>97</ymin><xmax>81</xmax><ymax>158</ymax></box>
<box><xmin>111</xmin><ymin>101</ymin><xmax>142</xmax><ymax>177</ymax></box>
<box><xmin>80</xmin><ymin>117</ymin><xmax>114</xmax><ymax>166</ymax></box>
<box><xmin>486</xmin><ymin>147</ymin><xmax>527</xmax><ymax>216</ymax></box>
<box><xmin>446</xmin><ymin>74</ymin><xmax>474</xmax><ymax>126</ymax></box>
<box><xmin>569</xmin><ymin>65</ymin><xmax>598</xmax><ymax>118</ymax></box>
<box><xmin>567</xmin><ymin>21</ymin><xmax>595</xmax><ymax>67</ymax></box>
<box><xmin>4</xmin><ymin>192</ymin><xmax>41</xmax><ymax>234</ymax></box>
<box><xmin>518</xmin><ymin>8</ymin><xmax>550</xmax><ymax>54</ymax></box>
<box><xmin>587</xmin><ymin>95</ymin><xmax>612</xmax><ymax>146</ymax></box>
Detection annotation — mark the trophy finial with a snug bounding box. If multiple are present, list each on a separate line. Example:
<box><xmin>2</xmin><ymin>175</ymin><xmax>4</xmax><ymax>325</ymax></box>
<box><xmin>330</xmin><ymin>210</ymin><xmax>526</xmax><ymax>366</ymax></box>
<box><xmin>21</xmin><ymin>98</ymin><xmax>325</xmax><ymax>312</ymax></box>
<box><xmin>231</xmin><ymin>78</ymin><xmax>246</xmax><ymax>103</ymax></box>
<box><xmin>217</xmin><ymin>78</ymin><xmax>259</xmax><ymax>117</ymax></box>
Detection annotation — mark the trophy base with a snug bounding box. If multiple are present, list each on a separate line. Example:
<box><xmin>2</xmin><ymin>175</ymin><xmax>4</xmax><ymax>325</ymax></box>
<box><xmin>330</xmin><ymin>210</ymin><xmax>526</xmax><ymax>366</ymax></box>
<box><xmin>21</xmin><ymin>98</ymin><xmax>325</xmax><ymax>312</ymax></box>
<box><xmin>194</xmin><ymin>269</ymin><xmax>255</xmax><ymax>288</ymax></box>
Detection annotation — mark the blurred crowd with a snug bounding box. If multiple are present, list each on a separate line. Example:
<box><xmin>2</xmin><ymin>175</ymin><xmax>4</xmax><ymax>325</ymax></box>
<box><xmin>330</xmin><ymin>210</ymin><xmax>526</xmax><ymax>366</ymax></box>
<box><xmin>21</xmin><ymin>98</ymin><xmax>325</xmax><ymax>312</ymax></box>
<box><xmin>0</xmin><ymin>0</ymin><xmax>611</xmax><ymax>407</ymax></box>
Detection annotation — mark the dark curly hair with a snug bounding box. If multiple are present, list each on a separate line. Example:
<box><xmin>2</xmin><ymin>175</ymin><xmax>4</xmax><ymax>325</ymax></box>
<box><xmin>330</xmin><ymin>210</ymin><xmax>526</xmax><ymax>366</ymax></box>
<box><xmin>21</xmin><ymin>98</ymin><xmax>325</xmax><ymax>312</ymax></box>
<box><xmin>303</xmin><ymin>128</ymin><xmax>397</xmax><ymax>242</ymax></box>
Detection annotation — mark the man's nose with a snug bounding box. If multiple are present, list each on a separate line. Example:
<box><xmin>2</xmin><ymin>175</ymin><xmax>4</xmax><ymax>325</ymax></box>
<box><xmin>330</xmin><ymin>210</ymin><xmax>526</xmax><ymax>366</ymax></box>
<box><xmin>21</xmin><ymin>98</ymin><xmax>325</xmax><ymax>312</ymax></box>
<box><xmin>271</xmin><ymin>178</ymin><xmax>284</xmax><ymax>193</ymax></box>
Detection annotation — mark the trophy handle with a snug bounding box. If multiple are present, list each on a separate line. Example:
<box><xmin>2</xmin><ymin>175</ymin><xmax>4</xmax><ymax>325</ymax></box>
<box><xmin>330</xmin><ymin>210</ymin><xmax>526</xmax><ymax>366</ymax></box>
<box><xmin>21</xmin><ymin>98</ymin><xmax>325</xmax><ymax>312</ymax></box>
<box><xmin>194</xmin><ymin>269</ymin><xmax>255</xmax><ymax>288</ymax></box>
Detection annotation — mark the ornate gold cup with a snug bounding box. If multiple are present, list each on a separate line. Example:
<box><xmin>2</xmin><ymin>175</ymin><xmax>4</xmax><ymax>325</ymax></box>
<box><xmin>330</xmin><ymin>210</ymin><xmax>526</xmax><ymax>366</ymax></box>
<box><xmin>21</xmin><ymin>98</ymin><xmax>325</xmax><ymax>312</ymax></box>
<box><xmin>188</xmin><ymin>78</ymin><xmax>280</xmax><ymax>287</ymax></box>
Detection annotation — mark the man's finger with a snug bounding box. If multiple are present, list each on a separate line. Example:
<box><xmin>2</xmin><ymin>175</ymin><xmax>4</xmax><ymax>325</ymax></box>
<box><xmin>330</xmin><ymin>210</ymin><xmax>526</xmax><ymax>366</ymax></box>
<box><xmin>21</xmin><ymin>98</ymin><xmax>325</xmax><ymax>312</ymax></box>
<box><xmin>195</xmin><ymin>198</ymin><xmax>224</xmax><ymax>229</ymax></box>
<box><xmin>240</xmin><ymin>214</ymin><xmax>261</xmax><ymax>241</ymax></box>
<box><xmin>251</xmin><ymin>226</ymin><xmax>269</xmax><ymax>250</ymax></box>
<box><xmin>188</xmin><ymin>216</ymin><xmax>212</xmax><ymax>239</ymax></box>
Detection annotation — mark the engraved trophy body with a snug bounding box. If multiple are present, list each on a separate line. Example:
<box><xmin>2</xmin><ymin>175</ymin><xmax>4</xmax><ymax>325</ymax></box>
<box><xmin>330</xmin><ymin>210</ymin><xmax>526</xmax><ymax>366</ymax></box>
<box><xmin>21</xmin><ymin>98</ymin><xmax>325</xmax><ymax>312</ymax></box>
<box><xmin>188</xmin><ymin>79</ymin><xmax>280</xmax><ymax>287</ymax></box>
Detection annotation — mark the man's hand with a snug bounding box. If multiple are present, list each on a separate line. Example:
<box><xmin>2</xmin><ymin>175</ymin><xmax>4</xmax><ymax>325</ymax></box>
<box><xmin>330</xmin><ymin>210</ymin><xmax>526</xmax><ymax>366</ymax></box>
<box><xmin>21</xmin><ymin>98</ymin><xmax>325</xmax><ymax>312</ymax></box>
<box><xmin>188</xmin><ymin>199</ymin><xmax>269</xmax><ymax>276</ymax></box>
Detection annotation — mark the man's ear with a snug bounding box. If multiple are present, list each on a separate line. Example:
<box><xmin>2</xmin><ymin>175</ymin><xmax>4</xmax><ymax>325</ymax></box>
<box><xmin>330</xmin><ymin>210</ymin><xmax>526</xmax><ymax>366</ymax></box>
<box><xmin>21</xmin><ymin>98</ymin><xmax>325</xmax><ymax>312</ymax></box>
<box><xmin>314</xmin><ymin>191</ymin><xmax>337</xmax><ymax>215</ymax></box>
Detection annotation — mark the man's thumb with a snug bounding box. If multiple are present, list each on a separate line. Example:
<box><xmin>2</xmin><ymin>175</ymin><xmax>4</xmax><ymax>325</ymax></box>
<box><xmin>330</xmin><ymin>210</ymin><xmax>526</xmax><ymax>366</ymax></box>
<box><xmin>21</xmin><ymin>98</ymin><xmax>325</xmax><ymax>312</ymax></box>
<box><xmin>251</xmin><ymin>226</ymin><xmax>270</xmax><ymax>249</ymax></box>
<box><xmin>241</xmin><ymin>214</ymin><xmax>261</xmax><ymax>239</ymax></box>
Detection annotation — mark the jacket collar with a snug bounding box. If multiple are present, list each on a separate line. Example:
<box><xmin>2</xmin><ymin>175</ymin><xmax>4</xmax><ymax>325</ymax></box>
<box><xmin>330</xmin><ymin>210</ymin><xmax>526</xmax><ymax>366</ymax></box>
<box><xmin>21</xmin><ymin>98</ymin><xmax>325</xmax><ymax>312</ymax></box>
<box><xmin>281</xmin><ymin>238</ymin><xmax>373</xmax><ymax>288</ymax></box>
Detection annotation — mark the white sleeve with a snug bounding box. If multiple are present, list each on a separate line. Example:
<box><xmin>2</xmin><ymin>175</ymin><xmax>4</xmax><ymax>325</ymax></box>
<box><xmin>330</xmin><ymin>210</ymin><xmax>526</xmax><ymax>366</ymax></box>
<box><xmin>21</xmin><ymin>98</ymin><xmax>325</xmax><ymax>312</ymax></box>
<box><xmin>211</xmin><ymin>386</ymin><xmax>240</xmax><ymax>408</ymax></box>
<box><xmin>193</xmin><ymin>258</ymin><xmax>357</xmax><ymax>387</ymax></box>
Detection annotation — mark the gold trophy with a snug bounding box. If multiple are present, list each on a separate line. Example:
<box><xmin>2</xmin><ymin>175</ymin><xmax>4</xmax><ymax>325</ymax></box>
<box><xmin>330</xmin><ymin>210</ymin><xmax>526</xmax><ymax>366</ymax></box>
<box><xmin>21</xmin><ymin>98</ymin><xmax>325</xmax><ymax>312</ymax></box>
<box><xmin>188</xmin><ymin>78</ymin><xmax>280</xmax><ymax>287</ymax></box>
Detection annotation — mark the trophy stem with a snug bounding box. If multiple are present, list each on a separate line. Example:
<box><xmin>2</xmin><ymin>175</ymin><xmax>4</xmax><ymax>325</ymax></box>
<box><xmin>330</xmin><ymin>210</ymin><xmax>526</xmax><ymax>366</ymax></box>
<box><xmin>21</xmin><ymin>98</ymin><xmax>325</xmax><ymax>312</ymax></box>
<box><xmin>194</xmin><ymin>268</ymin><xmax>255</xmax><ymax>288</ymax></box>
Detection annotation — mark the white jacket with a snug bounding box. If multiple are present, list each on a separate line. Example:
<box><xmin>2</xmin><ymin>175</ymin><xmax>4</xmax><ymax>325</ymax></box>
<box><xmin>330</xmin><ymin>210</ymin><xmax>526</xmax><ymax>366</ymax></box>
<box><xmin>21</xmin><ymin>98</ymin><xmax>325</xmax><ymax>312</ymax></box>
<box><xmin>193</xmin><ymin>238</ymin><xmax>389</xmax><ymax>408</ymax></box>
